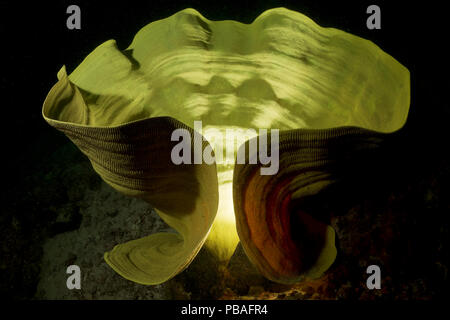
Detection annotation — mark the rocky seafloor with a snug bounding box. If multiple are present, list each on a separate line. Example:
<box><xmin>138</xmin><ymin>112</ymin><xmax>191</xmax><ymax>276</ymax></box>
<box><xmin>1</xmin><ymin>128</ymin><xmax>448</xmax><ymax>300</ymax></box>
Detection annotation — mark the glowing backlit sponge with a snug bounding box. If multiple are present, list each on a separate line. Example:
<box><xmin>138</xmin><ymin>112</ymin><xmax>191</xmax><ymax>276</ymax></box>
<box><xmin>42</xmin><ymin>8</ymin><xmax>409</xmax><ymax>285</ymax></box>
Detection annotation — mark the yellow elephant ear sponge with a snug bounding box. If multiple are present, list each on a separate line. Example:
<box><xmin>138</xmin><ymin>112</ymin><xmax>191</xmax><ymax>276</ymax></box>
<box><xmin>42</xmin><ymin>8</ymin><xmax>409</xmax><ymax>285</ymax></box>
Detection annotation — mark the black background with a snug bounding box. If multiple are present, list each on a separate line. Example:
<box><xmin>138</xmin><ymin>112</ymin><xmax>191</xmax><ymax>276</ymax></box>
<box><xmin>0</xmin><ymin>0</ymin><xmax>449</xmax><ymax>304</ymax></box>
